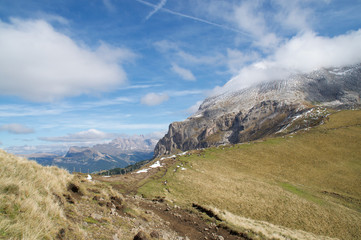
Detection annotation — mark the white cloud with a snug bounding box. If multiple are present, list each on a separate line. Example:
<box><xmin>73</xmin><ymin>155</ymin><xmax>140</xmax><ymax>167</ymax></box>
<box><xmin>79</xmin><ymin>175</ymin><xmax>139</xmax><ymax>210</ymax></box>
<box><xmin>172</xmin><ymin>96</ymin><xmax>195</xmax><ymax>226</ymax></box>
<box><xmin>0</xmin><ymin>18</ymin><xmax>132</xmax><ymax>102</ymax></box>
<box><xmin>0</xmin><ymin>124</ymin><xmax>34</xmax><ymax>134</ymax></box>
<box><xmin>218</xmin><ymin>29</ymin><xmax>361</xmax><ymax>93</ymax></box>
<box><xmin>234</xmin><ymin>1</ymin><xmax>266</xmax><ymax>37</ymax></box>
<box><xmin>39</xmin><ymin>129</ymin><xmax>117</xmax><ymax>143</ymax></box>
<box><xmin>119</xmin><ymin>84</ymin><xmax>163</xmax><ymax>90</ymax></box>
<box><xmin>170</xmin><ymin>90</ymin><xmax>204</xmax><ymax>97</ymax></box>
<box><xmin>230</xmin><ymin>0</ymin><xmax>328</xmax><ymax>49</ymax></box>
<box><xmin>6</xmin><ymin>144</ymin><xmax>73</xmax><ymax>155</ymax></box>
<box><xmin>153</xmin><ymin>39</ymin><xmax>179</xmax><ymax>53</ymax></box>
<box><xmin>177</xmin><ymin>51</ymin><xmax>222</xmax><ymax>65</ymax></box>
<box><xmin>0</xmin><ymin>104</ymin><xmax>63</xmax><ymax>117</ymax></box>
<box><xmin>272</xmin><ymin>31</ymin><xmax>361</xmax><ymax>71</ymax></box>
<box><xmin>273</xmin><ymin>0</ymin><xmax>313</xmax><ymax>32</ymax></box>
<box><xmin>109</xmin><ymin>123</ymin><xmax>169</xmax><ymax>130</ymax></box>
<box><xmin>233</xmin><ymin>1</ymin><xmax>280</xmax><ymax>49</ymax></box>
<box><xmin>144</xmin><ymin>130</ymin><xmax>167</xmax><ymax>139</ymax></box>
<box><xmin>154</xmin><ymin>40</ymin><xmax>223</xmax><ymax>66</ymax></box>
<box><xmin>226</xmin><ymin>48</ymin><xmax>260</xmax><ymax>74</ymax></box>
<box><xmin>0</xmin><ymin>96</ymin><xmax>133</xmax><ymax>118</ymax></box>
<box><xmin>79</xmin><ymin>97</ymin><xmax>134</xmax><ymax>109</ymax></box>
<box><xmin>171</xmin><ymin>63</ymin><xmax>196</xmax><ymax>81</ymax></box>
<box><xmin>95</xmin><ymin>41</ymin><xmax>137</xmax><ymax>64</ymax></box>
<box><xmin>187</xmin><ymin>100</ymin><xmax>203</xmax><ymax>114</ymax></box>
<box><xmin>141</xmin><ymin>92</ymin><xmax>169</xmax><ymax>106</ymax></box>
<box><xmin>35</xmin><ymin>13</ymin><xmax>70</xmax><ymax>25</ymax></box>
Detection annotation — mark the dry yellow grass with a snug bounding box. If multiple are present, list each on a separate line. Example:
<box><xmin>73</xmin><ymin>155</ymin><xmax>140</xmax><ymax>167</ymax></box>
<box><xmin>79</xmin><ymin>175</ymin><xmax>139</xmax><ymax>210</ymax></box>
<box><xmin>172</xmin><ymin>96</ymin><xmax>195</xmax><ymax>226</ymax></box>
<box><xmin>0</xmin><ymin>149</ymin><xmax>183</xmax><ymax>239</ymax></box>
<box><xmin>0</xmin><ymin>149</ymin><xmax>72</xmax><ymax>239</ymax></box>
<box><xmin>139</xmin><ymin>109</ymin><xmax>361</xmax><ymax>240</ymax></box>
<box><xmin>211</xmin><ymin>207</ymin><xmax>338</xmax><ymax>240</ymax></box>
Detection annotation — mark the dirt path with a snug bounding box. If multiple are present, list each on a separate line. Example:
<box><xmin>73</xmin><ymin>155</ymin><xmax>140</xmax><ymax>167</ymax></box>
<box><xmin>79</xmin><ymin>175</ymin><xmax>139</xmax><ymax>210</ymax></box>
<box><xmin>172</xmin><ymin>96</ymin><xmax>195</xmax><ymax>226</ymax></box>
<box><xmin>94</xmin><ymin>156</ymin><xmax>251</xmax><ymax>240</ymax></box>
<box><xmin>135</xmin><ymin>197</ymin><xmax>249</xmax><ymax>240</ymax></box>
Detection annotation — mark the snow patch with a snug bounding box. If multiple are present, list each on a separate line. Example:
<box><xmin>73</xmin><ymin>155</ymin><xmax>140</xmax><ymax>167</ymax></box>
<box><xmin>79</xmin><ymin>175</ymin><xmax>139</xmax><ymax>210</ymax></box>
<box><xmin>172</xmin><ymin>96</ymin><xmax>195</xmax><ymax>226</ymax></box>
<box><xmin>150</xmin><ymin>161</ymin><xmax>161</xmax><ymax>168</ymax></box>
<box><xmin>136</xmin><ymin>169</ymin><xmax>149</xmax><ymax>173</ymax></box>
<box><xmin>177</xmin><ymin>151</ymin><xmax>188</xmax><ymax>156</ymax></box>
<box><xmin>329</xmin><ymin>69</ymin><xmax>353</xmax><ymax>76</ymax></box>
<box><xmin>136</xmin><ymin>160</ymin><xmax>163</xmax><ymax>174</ymax></box>
<box><xmin>160</xmin><ymin>155</ymin><xmax>177</xmax><ymax>161</ymax></box>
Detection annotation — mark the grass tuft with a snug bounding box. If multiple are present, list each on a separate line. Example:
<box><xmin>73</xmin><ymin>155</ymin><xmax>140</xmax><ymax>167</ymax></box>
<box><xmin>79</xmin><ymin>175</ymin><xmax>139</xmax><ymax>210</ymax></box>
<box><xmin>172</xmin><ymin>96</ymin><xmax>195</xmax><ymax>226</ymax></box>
<box><xmin>0</xmin><ymin>149</ymin><xmax>73</xmax><ymax>239</ymax></box>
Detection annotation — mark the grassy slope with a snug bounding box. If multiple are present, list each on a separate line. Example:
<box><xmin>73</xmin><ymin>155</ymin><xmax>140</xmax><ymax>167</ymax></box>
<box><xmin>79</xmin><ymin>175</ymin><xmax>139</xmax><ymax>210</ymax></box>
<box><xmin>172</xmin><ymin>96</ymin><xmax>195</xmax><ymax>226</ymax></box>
<box><xmin>0</xmin><ymin>150</ymin><xmax>183</xmax><ymax>240</ymax></box>
<box><xmin>0</xmin><ymin>150</ymin><xmax>72</xmax><ymax>239</ymax></box>
<box><xmin>138</xmin><ymin>110</ymin><xmax>361</xmax><ymax>240</ymax></box>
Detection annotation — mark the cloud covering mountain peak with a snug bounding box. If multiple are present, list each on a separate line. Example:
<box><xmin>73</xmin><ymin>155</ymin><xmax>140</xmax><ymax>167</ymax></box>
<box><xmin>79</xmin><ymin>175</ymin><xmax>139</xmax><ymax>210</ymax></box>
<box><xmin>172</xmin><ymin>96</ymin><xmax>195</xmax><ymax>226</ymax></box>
<box><xmin>216</xmin><ymin>30</ymin><xmax>361</xmax><ymax>95</ymax></box>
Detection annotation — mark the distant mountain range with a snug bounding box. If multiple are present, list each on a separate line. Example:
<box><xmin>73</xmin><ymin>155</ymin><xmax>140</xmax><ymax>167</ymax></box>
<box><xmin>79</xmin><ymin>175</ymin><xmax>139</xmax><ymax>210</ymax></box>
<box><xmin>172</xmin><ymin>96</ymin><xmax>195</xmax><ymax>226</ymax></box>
<box><xmin>155</xmin><ymin>64</ymin><xmax>361</xmax><ymax>156</ymax></box>
<box><xmin>23</xmin><ymin>135</ymin><xmax>158</xmax><ymax>173</ymax></box>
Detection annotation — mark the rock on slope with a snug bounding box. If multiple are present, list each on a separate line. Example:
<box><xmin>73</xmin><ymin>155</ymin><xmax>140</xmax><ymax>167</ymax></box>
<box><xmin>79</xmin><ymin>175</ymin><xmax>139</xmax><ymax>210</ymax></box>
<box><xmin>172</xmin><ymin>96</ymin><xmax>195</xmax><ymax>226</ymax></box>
<box><xmin>155</xmin><ymin>64</ymin><xmax>361</xmax><ymax>157</ymax></box>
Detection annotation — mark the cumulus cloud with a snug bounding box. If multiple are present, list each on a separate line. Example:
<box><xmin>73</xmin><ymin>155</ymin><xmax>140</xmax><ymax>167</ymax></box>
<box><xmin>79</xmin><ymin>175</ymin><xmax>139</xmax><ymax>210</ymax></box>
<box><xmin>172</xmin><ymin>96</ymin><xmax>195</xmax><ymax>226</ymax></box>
<box><xmin>39</xmin><ymin>129</ymin><xmax>117</xmax><ymax>142</ymax></box>
<box><xmin>140</xmin><ymin>92</ymin><xmax>169</xmax><ymax>106</ymax></box>
<box><xmin>0</xmin><ymin>123</ymin><xmax>34</xmax><ymax>134</ymax></box>
<box><xmin>0</xmin><ymin>18</ymin><xmax>133</xmax><ymax>102</ymax></box>
<box><xmin>219</xmin><ymin>29</ymin><xmax>361</xmax><ymax>93</ymax></box>
<box><xmin>171</xmin><ymin>63</ymin><xmax>196</xmax><ymax>81</ymax></box>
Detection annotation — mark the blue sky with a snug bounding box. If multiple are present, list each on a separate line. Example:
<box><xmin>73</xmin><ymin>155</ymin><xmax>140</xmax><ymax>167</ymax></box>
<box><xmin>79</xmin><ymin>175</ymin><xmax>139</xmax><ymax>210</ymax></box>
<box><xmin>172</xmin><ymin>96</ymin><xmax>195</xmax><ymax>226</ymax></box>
<box><xmin>0</xmin><ymin>0</ymin><xmax>361</xmax><ymax>154</ymax></box>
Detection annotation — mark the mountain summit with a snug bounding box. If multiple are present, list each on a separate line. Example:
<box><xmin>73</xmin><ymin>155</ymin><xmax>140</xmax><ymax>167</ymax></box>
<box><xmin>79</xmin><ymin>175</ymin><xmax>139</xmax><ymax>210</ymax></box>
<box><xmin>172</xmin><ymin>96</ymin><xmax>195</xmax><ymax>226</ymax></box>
<box><xmin>155</xmin><ymin>64</ymin><xmax>361</xmax><ymax>157</ymax></box>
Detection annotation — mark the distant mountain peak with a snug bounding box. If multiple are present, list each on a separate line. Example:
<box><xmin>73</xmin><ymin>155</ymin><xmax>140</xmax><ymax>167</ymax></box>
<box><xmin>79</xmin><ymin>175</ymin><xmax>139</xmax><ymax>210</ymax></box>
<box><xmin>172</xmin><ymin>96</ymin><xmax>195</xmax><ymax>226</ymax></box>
<box><xmin>26</xmin><ymin>135</ymin><xmax>160</xmax><ymax>173</ymax></box>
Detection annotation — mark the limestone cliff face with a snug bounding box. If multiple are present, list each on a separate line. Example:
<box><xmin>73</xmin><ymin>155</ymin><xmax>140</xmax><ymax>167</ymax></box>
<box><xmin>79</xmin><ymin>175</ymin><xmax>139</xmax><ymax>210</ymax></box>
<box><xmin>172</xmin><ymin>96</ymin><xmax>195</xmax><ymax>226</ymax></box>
<box><xmin>155</xmin><ymin>64</ymin><xmax>361</xmax><ymax>157</ymax></box>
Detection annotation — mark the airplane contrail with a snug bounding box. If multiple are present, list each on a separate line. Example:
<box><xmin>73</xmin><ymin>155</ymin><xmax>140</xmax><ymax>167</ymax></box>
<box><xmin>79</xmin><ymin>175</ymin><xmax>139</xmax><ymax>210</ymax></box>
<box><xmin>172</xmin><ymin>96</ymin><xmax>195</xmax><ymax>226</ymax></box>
<box><xmin>135</xmin><ymin>0</ymin><xmax>251</xmax><ymax>36</ymax></box>
<box><xmin>146</xmin><ymin>0</ymin><xmax>167</xmax><ymax>20</ymax></box>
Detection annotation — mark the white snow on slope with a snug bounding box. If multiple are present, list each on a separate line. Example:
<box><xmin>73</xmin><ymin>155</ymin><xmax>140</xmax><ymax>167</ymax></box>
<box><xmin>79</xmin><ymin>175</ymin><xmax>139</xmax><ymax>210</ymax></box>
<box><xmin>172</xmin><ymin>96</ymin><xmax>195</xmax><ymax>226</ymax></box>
<box><xmin>150</xmin><ymin>161</ymin><xmax>161</xmax><ymax>168</ymax></box>
<box><xmin>136</xmin><ymin>160</ymin><xmax>162</xmax><ymax>174</ymax></box>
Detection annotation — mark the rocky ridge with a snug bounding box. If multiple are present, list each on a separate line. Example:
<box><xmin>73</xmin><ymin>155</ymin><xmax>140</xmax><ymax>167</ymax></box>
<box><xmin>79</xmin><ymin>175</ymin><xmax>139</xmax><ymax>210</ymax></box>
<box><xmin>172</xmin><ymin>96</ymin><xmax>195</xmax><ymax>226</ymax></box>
<box><xmin>155</xmin><ymin>64</ymin><xmax>361</xmax><ymax>157</ymax></box>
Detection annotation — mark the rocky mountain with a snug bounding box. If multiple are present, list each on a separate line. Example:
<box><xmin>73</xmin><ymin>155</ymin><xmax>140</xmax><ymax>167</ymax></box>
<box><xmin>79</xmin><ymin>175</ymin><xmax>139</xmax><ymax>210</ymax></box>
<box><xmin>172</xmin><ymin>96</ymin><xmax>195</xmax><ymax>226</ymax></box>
<box><xmin>155</xmin><ymin>64</ymin><xmax>361</xmax><ymax>157</ymax></box>
<box><xmin>26</xmin><ymin>135</ymin><xmax>158</xmax><ymax>173</ymax></box>
<box><xmin>93</xmin><ymin>135</ymin><xmax>158</xmax><ymax>155</ymax></box>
